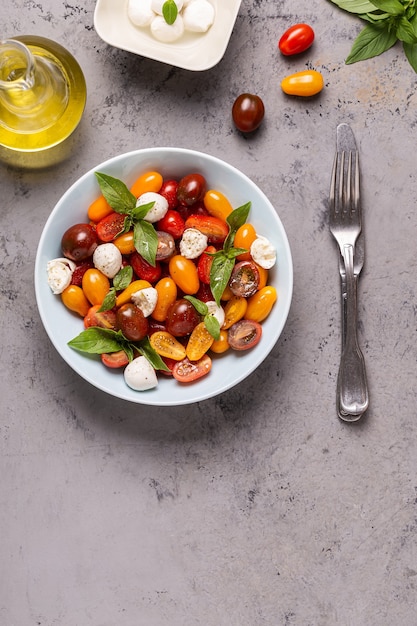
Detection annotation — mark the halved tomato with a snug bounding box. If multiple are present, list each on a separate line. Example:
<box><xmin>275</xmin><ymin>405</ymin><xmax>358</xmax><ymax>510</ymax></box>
<box><xmin>227</xmin><ymin>319</ymin><xmax>262</xmax><ymax>351</ymax></box>
<box><xmin>96</xmin><ymin>212</ymin><xmax>127</xmax><ymax>242</ymax></box>
<box><xmin>172</xmin><ymin>355</ymin><xmax>212</xmax><ymax>382</ymax></box>
<box><xmin>184</xmin><ymin>214</ymin><xmax>229</xmax><ymax>244</ymax></box>
<box><xmin>101</xmin><ymin>350</ymin><xmax>129</xmax><ymax>369</ymax></box>
<box><xmin>84</xmin><ymin>304</ymin><xmax>117</xmax><ymax>329</ymax></box>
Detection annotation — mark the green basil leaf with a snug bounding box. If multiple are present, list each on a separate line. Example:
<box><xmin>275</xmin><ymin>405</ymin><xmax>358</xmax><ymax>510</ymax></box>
<box><xmin>98</xmin><ymin>287</ymin><xmax>116</xmax><ymax>312</ymax></box>
<box><xmin>204</xmin><ymin>314</ymin><xmax>221</xmax><ymax>341</ymax></box>
<box><xmin>403</xmin><ymin>41</ymin><xmax>417</xmax><ymax>70</ymax></box>
<box><xmin>223</xmin><ymin>202</ymin><xmax>251</xmax><ymax>252</ymax></box>
<box><xmin>345</xmin><ymin>23</ymin><xmax>397</xmax><ymax>63</ymax></box>
<box><xmin>68</xmin><ymin>327</ymin><xmax>124</xmax><ymax>354</ymax></box>
<box><xmin>184</xmin><ymin>295</ymin><xmax>208</xmax><ymax>316</ymax></box>
<box><xmin>210</xmin><ymin>252</ymin><xmax>235</xmax><ymax>306</ymax></box>
<box><xmin>369</xmin><ymin>0</ymin><xmax>404</xmax><ymax>15</ymax></box>
<box><xmin>396</xmin><ymin>15</ymin><xmax>417</xmax><ymax>42</ymax></box>
<box><xmin>131</xmin><ymin>201</ymin><xmax>156</xmax><ymax>221</ymax></box>
<box><xmin>113</xmin><ymin>265</ymin><xmax>133</xmax><ymax>291</ymax></box>
<box><xmin>328</xmin><ymin>0</ymin><xmax>378</xmax><ymax>14</ymax></box>
<box><xmin>95</xmin><ymin>172</ymin><xmax>137</xmax><ymax>214</ymax></box>
<box><xmin>225</xmin><ymin>246</ymin><xmax>249</xmax><ymax>260</ymax></box>
<box><xmin>137</xmin><ymin>337</ymin><xmax>170</xmax><ymax>371</ymax></box>
<box><xmin>162</xmin><ymin>0</ymin><xmax>178</xmax><ymax>25</ymax></box>
<box><xmin>133</xmin><ymin>220</ymin><xmax>158</xmax><ymax>267</ymax></box>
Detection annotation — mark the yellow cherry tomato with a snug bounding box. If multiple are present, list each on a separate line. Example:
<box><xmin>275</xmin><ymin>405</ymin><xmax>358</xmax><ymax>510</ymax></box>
<box><xmin>203</xmin><ymin>189</ymin><xmax>233</xmax><ymax>221</ymax></box>
<box><xmin>222</xmin><ymin>296</ymin><xmax>248</xmax><ymax>329</ymax></box>
<box><xmin>210</xmin><ymin>329</ymin><xmax>230</xmax><ymax>354</ymax></box>
<box><xmin>220</xmin><ymin>283</ymin><xmax>234</xmax><ymax>301</ymax></box>
<box><xmin>234</xmin><ymin>223</ymin><xmax>257</xmax><ymax>261</ymax></box>
<box><xmin>255</xmin><ymin>263</ymin><xmax>268</xmax><ymax>290</ymax></box>
<box><xmin>87</xmin><ymin>195</ymin><xmax>113</xmax><ymax>223</ymax></box>
<box><xmin>82</xmin><ymin>269</ymin><xmax>110</xmax><ymax>306</ymax></box>
<box><xmin>186</xmin><ymin>322</ymin><xmax>214</xmax><ymax>361</ymax></box>
<box><xmin>149</xmin><ymin>331</ymin><xmax>187</xmax><ymax>361</ymax></box>
<box><xmin>244</xmin><ymin>286</ymin><xmax>277</xmax><ymax>322</ymax></box>
<box><xmin>113</xmin><ymin>230</ymin><xmax>136</xmax><ymax>255</ymax></box>
<box><xmin>281</xmin><ymin>70</ymin><xmax>324</xmax><ymax>97</ymax></box>
<box><xmin>168</xmin><ymin>255</ymin><xmax>200</xmax><ymax>295</ymax></box>
<box><xmin>152</xmin><ymin>277</ymin><xmax>177</xmax><ymax>322</ymax></box>
<box><xmin>130</xmin><ymin>171</ymin><xmax>163</xmax><ymax>197</ymax></box>
<box><xmin>115</xmin><ymin>279</ymin><xmax>152</xmax><ymax>308</ymax></box>
<box><xmin>61</xmin><ymin>285</ymin><xmax>90</xmax><ymax>317</ymax></box>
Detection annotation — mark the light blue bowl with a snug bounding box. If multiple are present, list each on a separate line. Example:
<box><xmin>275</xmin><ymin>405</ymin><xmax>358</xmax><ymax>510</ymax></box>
<box><xmin>34</xmin><ymin>148</ymin><xmax>293</xmax><ymax>405</ymax></box>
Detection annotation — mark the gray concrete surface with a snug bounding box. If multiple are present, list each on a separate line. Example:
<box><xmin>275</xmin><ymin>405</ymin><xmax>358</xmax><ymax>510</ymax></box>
<box><xmin>2</xmin><ymin>1</ymin><xmax>417</xmax><ymax>624</ymax></box>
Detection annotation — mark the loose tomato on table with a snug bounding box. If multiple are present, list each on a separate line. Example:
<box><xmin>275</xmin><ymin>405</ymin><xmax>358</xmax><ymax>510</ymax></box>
<box><xmin>232</xmin><ymin>93</ymin><xmax>265</xmax><ymax>133</ymax></box>
<box><xmin>172</xmin><ymin>355</ymin><xmax>212</xmax><ymax>383</ymax></box>
<box><xmin>281</xmin><ymin>70</ymin><xmax>324</xmax><ymax>97</ymax></box>
<box><xmin>278</xmin><ymin>23</ymin><xmax>315</xmax><ymax>56</ymax></box>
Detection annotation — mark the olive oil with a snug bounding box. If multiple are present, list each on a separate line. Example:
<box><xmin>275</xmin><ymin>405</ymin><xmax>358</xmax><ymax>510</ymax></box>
<box><xmin>0</xmin><ymin>35</ymin><xmax>86</xmax><ymax>168</ymax></box>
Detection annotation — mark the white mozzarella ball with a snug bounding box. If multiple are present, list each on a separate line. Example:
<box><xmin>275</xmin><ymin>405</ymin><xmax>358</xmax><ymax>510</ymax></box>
<box><xmin>136</xmin><ymin>192</ymin><xmax>169</xmax><ymax>223</ymax></box>
<box><xmin>250</xmin><ymin>235</ymin><xmax>277</xmax><ymax>269</ymax></box>
<box><xmin>131</xmin><ymin>287</ymin><xmax>158</xmax><ymax>317</ymax></box>
<box><xmin>47</xmin><ymin>258</ymin><xmax>76</xmax><ymax>294</ymax></box>
<box><xmin>179</xmin><ymin>228</ymin><xmax>208</xmax><ymax>259</ymax></box>
<box><xmin>124</xmin><ymin>356</ymin><xmax>158</xmax><ymax>391</ymax></box>
<box><xmin>151</xmin><ymin>0</ymin><xmax>184</xmax><ymax>14</ymax></box>
<box><xmin>183</xmin><ymin>0</ymin><xmax>214</xmax><ymax>32</ymax></box>
<box><xmin>205</xmin><ymin>300</ymin><xmax>225</xmax><ymax>327</ymax></box>
<box><xmin>128</xmin><ymin>0</ymin><xmax>155</xmax><ymax>26</ymax></box>
<box><xmin>93</xmin><ymin>243</ymin><xmax>123</xmax><ymax>278</ymax></box>
<box><xmin>150</xmin><ymin>14</ymin><xmax>185</xmax><ymax>42</ymax></box>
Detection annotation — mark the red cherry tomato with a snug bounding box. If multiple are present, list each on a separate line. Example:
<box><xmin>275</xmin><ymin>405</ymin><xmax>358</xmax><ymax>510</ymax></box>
<box><xmin>159</xmin><ymin>179</ymin><xmax>179</xmax><ymax>209</ymax></box>
<box><xmin>96</xmin><ymin>212</ymin><xmax>126</xmax><ymax>242</ymax></box>
<box><xmin>61</xmin><ymin>223</ymin><xmax>98</xmax><ymax>261</ymax></box>
<box><xmin>197</xmin><ymin>245</ymin><xmax>216</xmax><ymax>284</ymax></box>
<box><xmin>130</xmin><ymin>251</ymin><xmax>162</xmax><ymax>283</ymax></box>
<box><xmin>70</xmin><ymin>260</ymin><xmax>94</xmax><ymax>286</ymax></box>
<box><xmin>184</xmin><ymin>214</ymin><xmax>229</xmax><ymax>245</ymax></box>
<box><xmin>177</xmin><ymin>173</ymin><xmax>206</xmax><ymax>206</ymax></box>
<box><xmin>227</xmin><ymin>319</ymin><xmax>262</xmax><ymax>351</ymax></box>
<box><xmin>278</xmin><ymin>23</ymin><xmax>315</xmax><ymax>56</ymax></box>
<box><xmin>232</xmin><ymin>93</ymin><xmax>265</xmax><ymax>133</ymax></box>
<box><xmin>84</xmin><ymin>304</ymin><xmax>117</xmax><ymax>329</ymax></box>
<box><xmin>101</xmin><ymin>350</ymin><xmax>129</xmax><ymax>368</ymax></box>
<box><xmin>172</xmin><ymin>355</ymin><xmax>212</xmax><ymax>382</ymax></box>
<box><xmin>156</xmin><ymin>209</ymin><xmax>185</xmax><ymax>239</ymax></box>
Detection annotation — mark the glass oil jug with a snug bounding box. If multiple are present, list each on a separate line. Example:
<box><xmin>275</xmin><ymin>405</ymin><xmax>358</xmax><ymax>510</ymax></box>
<box><xmin>0</xmin><ymin>35</ymin><xmax>86</xmax><ymax>168</ymax></box>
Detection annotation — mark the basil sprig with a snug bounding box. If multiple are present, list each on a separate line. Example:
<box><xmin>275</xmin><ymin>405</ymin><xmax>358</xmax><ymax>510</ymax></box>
<box><xmin>95</xmin><ymin>172</ymin><xmax>158</xmax><ymax>266</ymax></box>
<box><xmin>98</xmin><ymin>265</ymin><xmax>133</xmax><ymax>312</ymax></box>
<box><xmin>328</xmin><ymin>0</ymin><xmax>417</xmax><ymax>71</ymax></box>
<box><xmin>209</xmin><ymin>202</ymin><xmax>251</xmax><ymax>306</ymax></box>
<box><xmin>68</xmin><ymin>328</ymin><xmax>170</xmax><ymax>371</ymax></box>
<box><xmin>184</xmin><ymin>295</ymin><xmax>221</xmax><ymax>340</ymax></box>
<box><xmin>163</xmin><ymin>0</ymin><xmax>178</xmax><ymax>25</ymax></box>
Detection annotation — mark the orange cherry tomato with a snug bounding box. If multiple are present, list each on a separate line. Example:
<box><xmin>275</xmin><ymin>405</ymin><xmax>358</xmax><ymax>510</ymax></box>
<box><xmin>255</xmin><ymin>263</ymin><xmax>268</xmax><ymax>290</ymax></box>
<box><xmin>130</xmin><ymin>171</ymin><xmax>163</xmax><ymax>198</ymax></box>
<box><xmin>210</xmin><ymin>329</ymin><xmax>230</xmax><ymax>354</ymax></box>
<box><xmin>61</xmin><ymin>285</ymin><xmax>90</xmax><ymax>317</ymax></box>
<box><xmin>234</xmin><ymin>223</ymin><xmax>257</xmax><ymax>261</ymax></box>
<box><xmin>222</xmin><ymin>296</ymin><xmax>248</xmax><ymax>329</ymax></box>
<box><xmin>220</xmin><ymin>283</ymin><xmax>234</xmax><ymax>301</ymax></box>
<box><xmin>172</xmin><ymin>355</ymin><xmax>212</xmax><ymax>382</ymax></box>
<box><xmin>203</xmin><ymin>189</ymin><xmax>233</xmax><ymax>221</ymax></box>
<box><xmin>87</xmin><ymin>195</ymin><xmax>113</xmax><ymax>223</ymax></box>
<box><xmin>149</xmin><ymin>331</ymin><xmax>187</xmax><ymax>361</ymax></box>
<box><xmin>115</xmin><ymin>279</ymin><xmax>152</xmax><ymax>308</ymax></box>
<box><xmin>168</xmin><ymin>255</ymin><xmax>200</xmax><ymax>295</ymax></box>
<box><xmin>152</xmin><ymin>277</ymin><xmax>177</xmax><ymax>322</ymax></box>
<box><xmin>113</xmin><ymin>230</ymin><xmax>136</xmax><ymax>255</ymax></box>
<box><xmin>186</xmin><ymin>322</ymin><xmax>214</xmax><ymax>361</ymax></box>
<box><xmin>244</xmin><ymin>286</ymin><xmax>277</xmax><ymax>322</ymax></box>
<box><xmin>81</xmin><ymin>268</ymin><xmax>111</xmax><ymax>306</ymax></box>
<box><xmin>281</xmin><ymin>70</ymin><xmax>324</xmax><ymax>97</ymax></box>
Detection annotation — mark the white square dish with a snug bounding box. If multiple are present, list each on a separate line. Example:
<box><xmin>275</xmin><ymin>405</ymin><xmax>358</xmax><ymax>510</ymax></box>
<box><xmin>94</xmin><ymin>0</ymin><xmax>242</xmax><ymax>71</ymax></box>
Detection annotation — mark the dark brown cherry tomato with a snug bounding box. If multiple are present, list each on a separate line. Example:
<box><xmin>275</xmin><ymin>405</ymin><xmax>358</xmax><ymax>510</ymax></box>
<box><xmin>159</xmin><ymin>179</ymin><xmax>179</xmax><ymax>209</ymax></box>
<box><xmin>165</xmin><ymin>298</ymin><xmax>200</xmax><ymax>337</ymax></box>
<box><xmin>61</xmin><ymin>223</ymin><xmax>98</xmax><ymax>261</ymax></box>
<box><xmin>156</xmin><ymin>231</ymin><xmax>175</xmax><ymax>261</ymax></box>
<box><xmin>156</xmin><ymin>209</ymin><xmax>185</xmax><ymax>239</ymax></box>
<box><xmin>116</xmin><ymin>303</ymin><xmax>149</xmax><ymax>341</ymax></box>
<box><xmin>229</xmin><ymin>261</ymin><xmax>260</xmax><ymax>297</ymax></box>
<box><xmin>228</xmin><ymin>319</ymin><xmax>262</xmax><ymax>351</ymax></box>
<box><xmin>232</xmin><ymin>93</ymin><xmax>265</xmax><ymax>133</ymax></box>
<box><xmin>101</xmin><ymin>350</ymin><xmax>129</xmax><ymax>368</ymax></box>
<box><xmin>130</xmin><ymin>251</ymin><xmax>162</xmax><ymax>283</ymax></box>
<box><xmin>172</xmin><ymin>355</ymin><xmax>212</xmax><ymax>382</ymax></box>
<box><xmin>278</xmin><ymin>23</ymin><xmax>314</xmax><ymax>56</ymax></box>
<box><xmin>177</xmin><ymin>173</ymin><xmax>207</xmax><ymax>206</ymax></box>
<box><xmin>96</xmin><ymin>212</ymin><xmax>127</xmax><ymax>242</ymax></box>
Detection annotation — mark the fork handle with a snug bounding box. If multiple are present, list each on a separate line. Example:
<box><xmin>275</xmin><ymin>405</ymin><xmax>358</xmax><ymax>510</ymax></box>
<box><xmin>338</xmin><ymin>244</ymin><xmax>369</xmax><ymax>417</ymax></box>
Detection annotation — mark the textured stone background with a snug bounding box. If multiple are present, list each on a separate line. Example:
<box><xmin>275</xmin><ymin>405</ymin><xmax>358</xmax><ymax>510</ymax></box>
<box><xmin>2</xmin><ymin>1</ymin><xmax>417</xmax><ymax>624</ymax></box>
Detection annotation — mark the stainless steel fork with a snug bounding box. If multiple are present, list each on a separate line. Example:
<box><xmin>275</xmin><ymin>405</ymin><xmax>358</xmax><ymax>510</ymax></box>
<box><xmin>329</xmin><ymin>123</ymin><xmax>369</xmax><ymax>419</ymax></box>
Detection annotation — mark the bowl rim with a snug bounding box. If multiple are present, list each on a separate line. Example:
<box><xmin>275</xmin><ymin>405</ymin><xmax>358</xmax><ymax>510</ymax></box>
<box><xmin>34</xmin><ymin>147</ymin><xmax>293</xmax><ymax>406</ymax></box>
